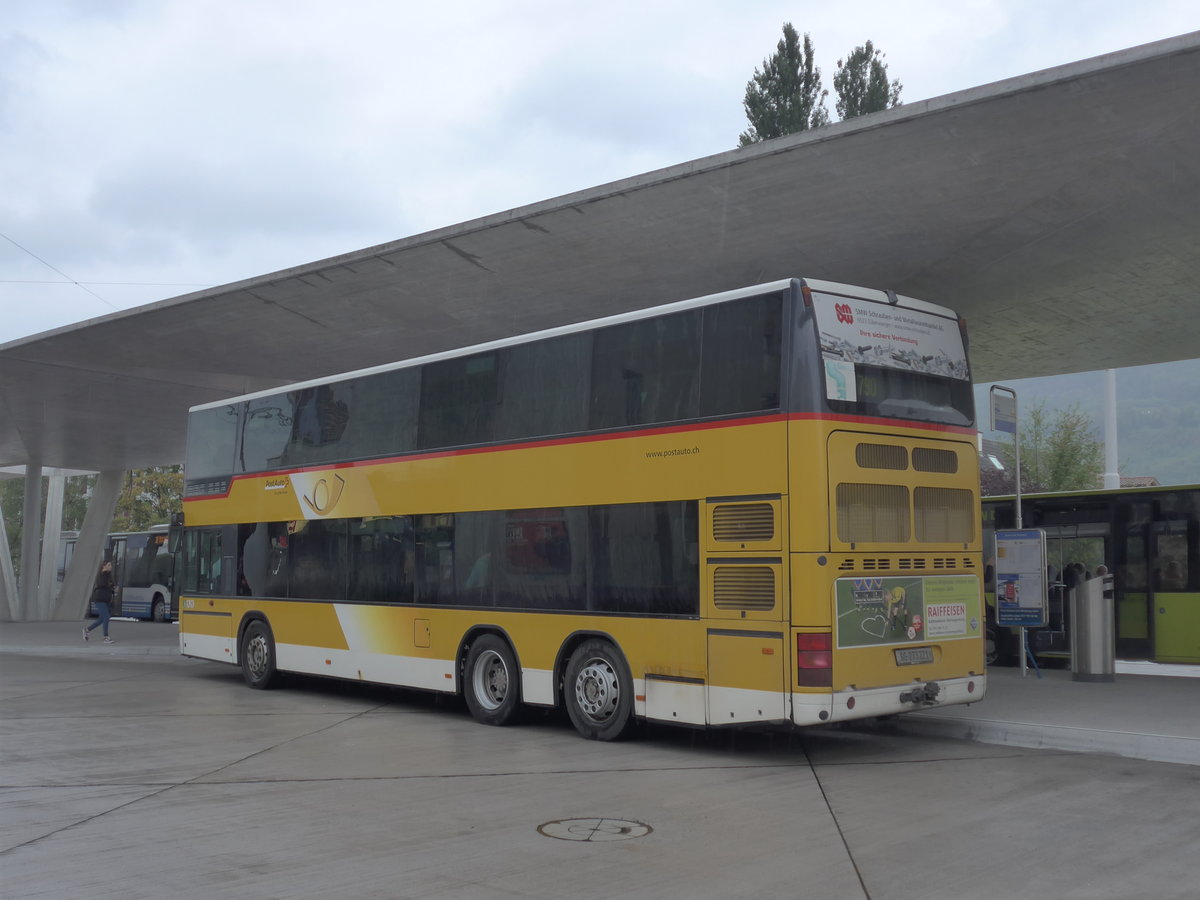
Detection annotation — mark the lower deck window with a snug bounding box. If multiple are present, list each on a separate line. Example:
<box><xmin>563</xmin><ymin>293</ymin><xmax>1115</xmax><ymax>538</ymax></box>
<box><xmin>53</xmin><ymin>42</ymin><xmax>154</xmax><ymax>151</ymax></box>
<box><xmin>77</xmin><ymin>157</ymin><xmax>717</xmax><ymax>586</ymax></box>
<box><xmin>189</xmin><ymin>500</ymin><xmax>699</xmax><ymax>617</ymax></box>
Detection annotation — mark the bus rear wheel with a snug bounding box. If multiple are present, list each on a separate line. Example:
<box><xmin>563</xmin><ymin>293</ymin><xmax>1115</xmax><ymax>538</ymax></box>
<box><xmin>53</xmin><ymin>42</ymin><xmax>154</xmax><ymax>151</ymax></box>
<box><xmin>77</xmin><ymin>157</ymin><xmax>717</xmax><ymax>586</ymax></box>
<box><xmin>464</xmin><ymin>634</ymin><xmax>521</xmax><ymax>726</ymax></box>
<box><xmin>564</xmin><ymin>639</ymin><xmax>634</xmax><ymax>741</ymax></box>
<box><xmin>151</xmin><ymin>596</ymin><xmax>166</xmax><ymax>623</ymax></box>
<box><xmin>241</xmin><ymin>620</ymin><xmax>279</xmax><ymax>690</ymax></box>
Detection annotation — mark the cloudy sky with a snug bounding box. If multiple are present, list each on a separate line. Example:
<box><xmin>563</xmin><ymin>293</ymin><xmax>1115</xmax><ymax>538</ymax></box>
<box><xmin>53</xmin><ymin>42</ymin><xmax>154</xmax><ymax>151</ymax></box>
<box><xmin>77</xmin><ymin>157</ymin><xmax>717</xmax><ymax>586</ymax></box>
<box><xmin>2</xmin><ymin>0</ymin><xmax>1196</xmax><ymax>346</ymax></box>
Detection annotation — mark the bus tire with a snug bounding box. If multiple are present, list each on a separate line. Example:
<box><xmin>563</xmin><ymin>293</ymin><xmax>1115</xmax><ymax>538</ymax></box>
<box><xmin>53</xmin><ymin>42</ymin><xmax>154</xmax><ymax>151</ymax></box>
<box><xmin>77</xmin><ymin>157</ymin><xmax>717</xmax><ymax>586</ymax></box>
<box><xmin>564</xmin><ymin>639</ymin><xmax>634</xmax><ymax>742</ymax></box>
<box><xmin>241</xmin><ymin>619</ymin><xmax>279</xmax><ymax>690</ymax></box>
<box><xmin>464</xmin><ymin>634</ymin><xmax>521</xmax><ymax>727</ymax></box>
<box><xmin>151</xmin><ymin>596</ymin><xmax>166</xmax><ymax>623</ymax></box>
<box><xmin>985</xmin><ymin>621</ymin><xmax>999</xmax><ymax>667</ymax></box>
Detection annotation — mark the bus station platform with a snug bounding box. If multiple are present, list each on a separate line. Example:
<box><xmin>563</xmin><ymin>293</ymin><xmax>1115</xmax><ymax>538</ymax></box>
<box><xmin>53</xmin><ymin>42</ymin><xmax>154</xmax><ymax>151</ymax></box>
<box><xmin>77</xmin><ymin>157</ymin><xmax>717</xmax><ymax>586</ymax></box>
<box><xmin>895</xmin><ymin>661</ymin><xmax>1200</xmax><ymax>766</ymax></box>
<box><xmin>1</xmin><ymin>620</ymin><xmax>1196</xmax><ymax>766</ymax></box>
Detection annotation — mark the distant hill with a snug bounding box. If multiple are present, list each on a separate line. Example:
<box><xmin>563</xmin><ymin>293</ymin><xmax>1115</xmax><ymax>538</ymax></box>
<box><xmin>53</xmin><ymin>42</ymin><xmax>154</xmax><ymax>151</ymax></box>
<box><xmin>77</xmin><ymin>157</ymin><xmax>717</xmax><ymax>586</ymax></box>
<box><xmin>974</xmin><ymin>358</ymin><xmax>1200</xmax><ymax>487</ymax></box>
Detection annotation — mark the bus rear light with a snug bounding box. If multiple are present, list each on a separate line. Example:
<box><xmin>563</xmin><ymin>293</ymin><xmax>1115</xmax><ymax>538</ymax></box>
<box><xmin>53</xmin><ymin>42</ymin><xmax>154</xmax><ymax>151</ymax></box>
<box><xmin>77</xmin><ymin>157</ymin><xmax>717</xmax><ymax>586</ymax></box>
<box><xmin>797</xmin><ymin>632</ymin><xmax>832</xmax><ymax>687</ymax></box>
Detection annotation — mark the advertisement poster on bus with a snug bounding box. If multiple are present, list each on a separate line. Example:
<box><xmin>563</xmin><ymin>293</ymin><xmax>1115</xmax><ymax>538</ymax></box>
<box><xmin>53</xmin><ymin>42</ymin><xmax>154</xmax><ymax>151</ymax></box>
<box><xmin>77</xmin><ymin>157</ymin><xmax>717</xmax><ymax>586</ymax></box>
<box><xmin>811</xmin><ymin>292</ymin><xmax>969</xmax><ymax>402</ymax></box>
<box><xmin>834</xmin><ymin>575</ymin><xmax>981</xmax><ymax>648</ymax></box>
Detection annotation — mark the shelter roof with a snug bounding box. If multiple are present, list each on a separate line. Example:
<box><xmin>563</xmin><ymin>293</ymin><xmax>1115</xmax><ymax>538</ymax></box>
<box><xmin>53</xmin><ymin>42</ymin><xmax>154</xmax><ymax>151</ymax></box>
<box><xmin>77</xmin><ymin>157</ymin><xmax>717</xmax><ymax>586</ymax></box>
<box><xmin>2</xmin><ymin>32</ymin><xmax>1198</xmax><ymax>473</ymax></box>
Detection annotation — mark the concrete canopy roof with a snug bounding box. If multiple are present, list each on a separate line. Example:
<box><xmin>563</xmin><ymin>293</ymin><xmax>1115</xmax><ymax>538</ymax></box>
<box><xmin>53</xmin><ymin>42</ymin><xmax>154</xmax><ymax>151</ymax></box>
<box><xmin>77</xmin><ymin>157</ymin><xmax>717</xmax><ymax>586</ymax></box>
<box><xmin>2</xmin><ymin>32</ymin><xmax>1198</xmax><ymax>475</ymax></box>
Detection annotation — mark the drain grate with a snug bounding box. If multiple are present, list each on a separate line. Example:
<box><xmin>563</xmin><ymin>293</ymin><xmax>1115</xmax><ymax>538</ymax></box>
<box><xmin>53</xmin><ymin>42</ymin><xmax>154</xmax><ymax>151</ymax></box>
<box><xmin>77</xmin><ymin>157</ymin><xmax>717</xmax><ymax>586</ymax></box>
<box><xmin>537</xmin><ymin>818</ymin><xmax>652</xmax><ymax>842</ymax></box>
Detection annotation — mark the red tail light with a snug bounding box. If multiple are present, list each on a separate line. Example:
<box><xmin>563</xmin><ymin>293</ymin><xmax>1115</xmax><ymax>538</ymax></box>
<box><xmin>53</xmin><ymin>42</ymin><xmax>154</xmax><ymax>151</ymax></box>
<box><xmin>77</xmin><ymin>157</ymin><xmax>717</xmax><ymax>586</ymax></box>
<box><xmin>797</xmin><ymin>632</ymin><xmax>832</xmax><ymax>687</ymax></box>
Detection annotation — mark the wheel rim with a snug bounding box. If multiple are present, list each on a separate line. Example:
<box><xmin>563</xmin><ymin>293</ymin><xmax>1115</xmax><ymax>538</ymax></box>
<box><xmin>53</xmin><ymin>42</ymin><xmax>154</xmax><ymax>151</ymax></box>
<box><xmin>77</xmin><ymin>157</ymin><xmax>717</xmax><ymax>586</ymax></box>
<box><xmin>574</xmin><ymin>658</ymin><xmax>619</xmax><ymax>722</ymax></box>
<box><xmin>472</xmin><ymin>649</ymin><xmax>509</xmax><ymax>711</ymax></box>
<box><xmin>246</xmin><ymin>632</ymin><xmax>270</xmax><ymax>679</ymax></box>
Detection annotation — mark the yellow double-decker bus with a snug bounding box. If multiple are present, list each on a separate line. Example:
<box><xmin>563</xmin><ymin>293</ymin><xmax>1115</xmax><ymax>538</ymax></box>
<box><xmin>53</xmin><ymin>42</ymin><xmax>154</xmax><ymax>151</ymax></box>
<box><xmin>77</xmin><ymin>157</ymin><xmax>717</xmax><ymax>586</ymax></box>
<box><xmin>177</xmin><ymin>277</ymin><xmax>985</xmax><ymax>740</ymax></box>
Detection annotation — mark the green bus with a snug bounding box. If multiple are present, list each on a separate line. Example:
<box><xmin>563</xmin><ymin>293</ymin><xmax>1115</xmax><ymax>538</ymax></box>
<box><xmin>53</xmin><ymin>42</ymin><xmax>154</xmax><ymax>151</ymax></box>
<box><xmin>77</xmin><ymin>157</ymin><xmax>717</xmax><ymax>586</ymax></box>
<box><xmin>983</xmin><ymin>485</ymin><xmax>1199</xmax><ymax>666</ymax></box>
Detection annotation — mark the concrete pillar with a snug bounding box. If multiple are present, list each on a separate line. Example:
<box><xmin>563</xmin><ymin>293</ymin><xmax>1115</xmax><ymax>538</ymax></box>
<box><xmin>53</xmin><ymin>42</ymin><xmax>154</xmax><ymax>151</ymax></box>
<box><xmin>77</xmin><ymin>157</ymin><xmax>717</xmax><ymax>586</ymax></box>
<box><xmin>17</xmin><ymin>462</ymin><xmax>44</xmax><ymax>621</ymax></box>
<box><xmin>0</xmin><ymin>494</ymin><xmax>17</xmax><ymax>620</ymax></box>
<box><xmin>36</xmin><ymin>474</ymin><xmax>66</xmax><ymax>617</ymax></box>
<box><xmin>1103</xmin><ymin>368</ymin><xmax>1120</xmax><ymax>490</ymax></box>
<box><xmin>52</xmin><ymin>470</ymin><xmax>123</xmax><ymax>621</ymax></box>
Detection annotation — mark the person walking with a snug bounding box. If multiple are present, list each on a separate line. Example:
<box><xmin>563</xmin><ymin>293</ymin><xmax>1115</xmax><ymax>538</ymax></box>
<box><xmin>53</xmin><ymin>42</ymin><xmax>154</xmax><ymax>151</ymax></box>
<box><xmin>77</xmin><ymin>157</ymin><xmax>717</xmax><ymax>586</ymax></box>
<box><xmin>83</xmin><ymin>560</ymin><xmax>116</xmax><ymax>644</ymax></box>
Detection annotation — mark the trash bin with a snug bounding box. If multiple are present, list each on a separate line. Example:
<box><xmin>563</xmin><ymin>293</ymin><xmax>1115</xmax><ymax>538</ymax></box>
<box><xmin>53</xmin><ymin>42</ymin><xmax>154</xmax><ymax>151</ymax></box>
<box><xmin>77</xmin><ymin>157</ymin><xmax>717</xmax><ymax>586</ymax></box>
<box><xmin>1071</xmin><ymin>574</ymin><xmax>1115</xmax><ymax>682</ymax></box>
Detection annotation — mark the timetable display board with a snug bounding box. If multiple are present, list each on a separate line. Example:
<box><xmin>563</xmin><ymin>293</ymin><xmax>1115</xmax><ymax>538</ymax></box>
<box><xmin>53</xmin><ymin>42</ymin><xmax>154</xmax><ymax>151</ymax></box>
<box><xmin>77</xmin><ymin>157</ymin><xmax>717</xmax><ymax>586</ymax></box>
<box><xmin>995</xmin><ymin>529</ymin><xmax>1048</xmax><ymax>628</ymax></box>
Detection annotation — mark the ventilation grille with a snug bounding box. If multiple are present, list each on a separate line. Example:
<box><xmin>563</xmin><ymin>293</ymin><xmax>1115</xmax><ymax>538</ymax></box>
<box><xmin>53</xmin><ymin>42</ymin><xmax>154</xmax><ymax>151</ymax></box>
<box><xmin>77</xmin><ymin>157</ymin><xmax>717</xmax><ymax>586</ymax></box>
<box><xmin>915</xmin><ymin>487</ymin><xmax>976</xmax><ymax>542</ymax></box>
<box><xmin>713</xmin><ymin>566</ymin><xmax>776</xmax><ymax>610</ymax></box>
<box><xmin>186</xmin><ymin>478</ymin><xmax>230</xmax><ymax>497</ymax></box>
<box><xmin>712</xmin><ymin>503</ymin><xmax>775</xmax><ymax>542</ymax></box>
<box><xmin>838</xmin><ymin>557</ymin><xmax>977</xmax><ymax>572</ymax></box>
<box><xmin>856</xmin><ymin>443</ymin><xmax>909</xmax><ymax>470</ymax></box>
<box><xmin>836</xmin><ymin>483</ymin><xmax>910</xmax><ymax>543</ymax></box>
<box><xmin>913</xmin><ymin>448</ymin><xmax>959</xmax><ymax>473</ymax></box>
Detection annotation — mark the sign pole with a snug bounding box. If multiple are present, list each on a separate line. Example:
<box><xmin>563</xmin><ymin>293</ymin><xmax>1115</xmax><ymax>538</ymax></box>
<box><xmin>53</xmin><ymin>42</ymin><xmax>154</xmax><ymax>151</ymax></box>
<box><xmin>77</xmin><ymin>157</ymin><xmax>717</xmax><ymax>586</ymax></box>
<box><xmin>990</xmin><ymin>386</ymin><xmax>1030</xmax><ymax>676</ymax></box>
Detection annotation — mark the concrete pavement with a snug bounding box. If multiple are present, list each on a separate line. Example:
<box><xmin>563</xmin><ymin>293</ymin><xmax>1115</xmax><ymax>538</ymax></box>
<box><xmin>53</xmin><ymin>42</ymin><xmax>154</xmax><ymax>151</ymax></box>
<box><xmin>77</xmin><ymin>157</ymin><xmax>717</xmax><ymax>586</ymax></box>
<box><xmin>2</xmin><ymin>620</ymin><xmax>1197</xmax><ymax>899</ymax></box>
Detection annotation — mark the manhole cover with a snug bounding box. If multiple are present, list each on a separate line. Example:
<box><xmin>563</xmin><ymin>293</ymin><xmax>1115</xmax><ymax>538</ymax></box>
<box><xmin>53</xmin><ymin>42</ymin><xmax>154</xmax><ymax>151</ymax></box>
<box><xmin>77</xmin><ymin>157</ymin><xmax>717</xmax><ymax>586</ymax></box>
<box><xmin>537</xmin><ymin>818</ymin><xmax>652</xmax><ymax>842</ymax></box>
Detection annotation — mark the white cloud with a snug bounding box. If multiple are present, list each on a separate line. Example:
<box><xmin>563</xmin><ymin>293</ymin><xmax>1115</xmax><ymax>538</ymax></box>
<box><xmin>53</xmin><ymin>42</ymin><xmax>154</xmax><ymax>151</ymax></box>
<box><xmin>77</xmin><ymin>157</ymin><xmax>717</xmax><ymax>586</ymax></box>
<box><xmin>2</xmin><ymin>0</ymin><xmax>1197</xmax><ymax>342</ymax></box>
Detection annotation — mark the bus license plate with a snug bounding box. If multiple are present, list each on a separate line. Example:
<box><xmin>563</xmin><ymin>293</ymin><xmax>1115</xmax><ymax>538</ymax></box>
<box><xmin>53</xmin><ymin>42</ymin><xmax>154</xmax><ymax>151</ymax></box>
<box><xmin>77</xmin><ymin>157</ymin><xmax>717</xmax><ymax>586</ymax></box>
<box><xmin>894</xmin><ymin>646</ymin><xmax>934</xmax><ymax>666</ymax></box>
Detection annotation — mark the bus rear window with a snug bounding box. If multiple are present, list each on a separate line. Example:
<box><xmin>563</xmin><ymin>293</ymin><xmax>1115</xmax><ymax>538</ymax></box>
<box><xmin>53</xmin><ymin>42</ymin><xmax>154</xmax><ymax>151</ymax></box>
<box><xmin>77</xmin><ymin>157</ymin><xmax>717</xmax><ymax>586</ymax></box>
<box><xmin>811</xmin><ymin>291</ymin><xmax>973</xmax><ymax>427</ymax></box>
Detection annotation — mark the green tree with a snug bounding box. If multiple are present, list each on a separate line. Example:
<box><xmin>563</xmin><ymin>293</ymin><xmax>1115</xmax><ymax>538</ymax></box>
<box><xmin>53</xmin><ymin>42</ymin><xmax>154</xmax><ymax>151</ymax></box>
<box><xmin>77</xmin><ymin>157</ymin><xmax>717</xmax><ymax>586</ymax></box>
<box><xmin>1</xmin><ymin>478</ymin><xmax>22</xmax><ymax>570</ymax></box>
<box><xmin>832</xmin><ymin>40</ymin><xmax>902</xmax><ymax>119</ymax></box>
<box><xmin>997</xmin><ymin>401</ymin><xmax>1105</xmax><ymax>493</ymax></box>
<box><xmin>112</xmin><ymin>466</ymin><xmax>183</xmax><ymax>532</ymax></box>
<box><xmin>738</xmin><ymin>23</ymin><xmax>829</xmax><ymax>146</ymax></box>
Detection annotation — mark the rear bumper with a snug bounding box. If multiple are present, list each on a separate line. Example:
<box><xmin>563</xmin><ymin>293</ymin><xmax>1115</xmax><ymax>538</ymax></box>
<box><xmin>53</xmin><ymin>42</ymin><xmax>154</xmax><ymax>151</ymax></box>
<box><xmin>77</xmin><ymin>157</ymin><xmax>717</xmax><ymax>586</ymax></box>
<box><xmin>792</xmin><ymin>674</ymin><xmax>987</xmax><ymax>726</ymax></box>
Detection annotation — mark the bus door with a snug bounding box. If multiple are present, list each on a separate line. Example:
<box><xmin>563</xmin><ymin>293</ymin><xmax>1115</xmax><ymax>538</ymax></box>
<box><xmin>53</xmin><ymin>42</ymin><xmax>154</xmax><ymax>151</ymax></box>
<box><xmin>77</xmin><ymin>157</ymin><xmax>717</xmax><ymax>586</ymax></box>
<box><xmin>1118</xmin><ymin>520</ymin><xmax>1154</xmax><ymax>659</ymax></box>
<box><xmin>1150</xmin><ymin>519</ymin><xmax>1199</xmax><ymax>663</ymax></box>
<box><xmin>703</xmin><ymin>499</ymin><xmax>788</xmax><ymax>725</ymax></box>
<box><xmin>1036</xmin><ymin>525</ymin><xmax>1109</xmax><ymax>658</ymax></box>
<box><xmin>109</xmin><ymin>537</ymin><xmax>128</xmax><ymax>615</ymax></box>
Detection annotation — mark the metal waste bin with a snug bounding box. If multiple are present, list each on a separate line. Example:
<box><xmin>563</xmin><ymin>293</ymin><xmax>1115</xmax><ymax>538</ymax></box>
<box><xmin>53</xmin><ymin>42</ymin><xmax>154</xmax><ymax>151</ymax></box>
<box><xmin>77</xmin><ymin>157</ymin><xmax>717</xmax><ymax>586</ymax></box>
<box><xmin>1071</xmin><ymin>574</ymin><xmax>1115</xmax><ymax>682</ymax></box>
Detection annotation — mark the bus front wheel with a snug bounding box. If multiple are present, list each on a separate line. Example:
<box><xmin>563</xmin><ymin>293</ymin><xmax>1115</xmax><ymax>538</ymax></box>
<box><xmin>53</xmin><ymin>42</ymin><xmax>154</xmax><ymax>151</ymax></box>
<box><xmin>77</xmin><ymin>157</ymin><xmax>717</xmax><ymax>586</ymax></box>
<box><xmin>151</xmin><ymin>596</ymin><xmax>166</xmax><ymax>623</ymax></box>
<box><xmin>564</xmin><ymin>639</ymin><xmax>634</xmax><ymax>741</ymax></box>
<box><xmin>241</xmin><ymin>620</ymin><xmax>279</xmax><ymax>690</ymax></box>
<box><xmin>464</xmin><ymin>634</ymin><xmax>521</xmax><ymax>726</ymax></box>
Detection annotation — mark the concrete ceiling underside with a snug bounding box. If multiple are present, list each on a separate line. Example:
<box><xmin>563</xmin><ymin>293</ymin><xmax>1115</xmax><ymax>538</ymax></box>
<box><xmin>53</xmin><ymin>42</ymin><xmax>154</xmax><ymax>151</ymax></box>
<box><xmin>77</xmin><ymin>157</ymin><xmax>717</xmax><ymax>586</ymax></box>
<box><xmin>2</xmin><ymin>32</ymin><xmax>1198</xmax><ymax>474</ymax></box>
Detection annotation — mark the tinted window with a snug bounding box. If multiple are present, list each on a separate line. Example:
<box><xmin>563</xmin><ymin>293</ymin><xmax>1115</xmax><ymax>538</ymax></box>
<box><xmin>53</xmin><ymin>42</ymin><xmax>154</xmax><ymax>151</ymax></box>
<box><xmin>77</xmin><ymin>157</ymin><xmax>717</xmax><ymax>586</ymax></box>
<box><xmin>277</xmin><ymin>385</ymin><xmax>352</xmax><ymax>467</ymax></box>
<box><xmin>338</xmin><ymin>368</ymin><xmax>420</xmax><ymax>460</ymax></box>
<box><xmin>700</xmin><ymin>294</ymin><xmax>782</xmax><ymax>415</ymax></box>
<box><xmin>237</xmin><ymin>521</ymin><xmax>287</xmax><ymax>598</ymax></box>
<box><xmin>239</xmin><ymin>396</ymin><xmax>293</xmax><ymax>472</ymax></box>
<box><xmin>186</xmin><ymin>405</ymin><xmax>240</xmax><ymax>479</ymax></box>
<box><xmin>495</xmin><ymin>333</ymin><xmax>590</xmax><ymax>441</ymax></box>
<box><xmin>349</xmin><ymin>517</ymin><xmax>415</xmax><ymax>603</ymax></box>
<box><xmin>419</xmin><ymin>353</ymin><xmax>499</xmax><ymax>449</ymax></box>
<box><xmin>590</xmin><ymin>501</ymin><xmax>699</xmax><ymax>615</ymax></box>
<box><xmin>286</xmin><ymin>519</ymin><xmax>346</xmax><ymax>600</ymax></box>
<box><xmin>413</xmin><ymin>514</ymin><xmax>456</xmax><ymax>603</ymax></box>
<box><xmin>591</xmin><ymin>311</ymin><xmax>701</xmax><ymax>429</ymax></box>
<box><xmin>496</xmin><ymin>507</ymin><xmax>587</xmax><ymax>610</ymax></box>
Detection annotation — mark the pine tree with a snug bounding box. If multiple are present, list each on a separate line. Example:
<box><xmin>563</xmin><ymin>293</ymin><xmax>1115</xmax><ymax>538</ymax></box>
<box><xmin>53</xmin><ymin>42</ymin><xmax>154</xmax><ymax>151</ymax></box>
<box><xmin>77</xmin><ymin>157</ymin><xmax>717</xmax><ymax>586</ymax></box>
<box><xmin>739</xmin><ymin>24</ymin><xmax>829</xmax><ymax>146</ymax></box>
<box><xmin>832</xmin><ymin>40</ymin><xmax>902</xmax><ymax>120</ymax></box>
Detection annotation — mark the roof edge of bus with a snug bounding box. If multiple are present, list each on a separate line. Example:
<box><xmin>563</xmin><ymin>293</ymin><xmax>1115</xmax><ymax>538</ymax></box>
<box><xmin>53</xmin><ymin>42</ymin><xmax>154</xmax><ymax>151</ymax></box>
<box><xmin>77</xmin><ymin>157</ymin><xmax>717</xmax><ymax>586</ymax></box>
<box><xmin>188</xmin><ymin>278</ymin><xmax>799</xmax><ymax>413</ymax></box>
<box><xmin>800</xmin><ymin>278</ymin><xmax>959</xmax><ymax>320</ymax></box>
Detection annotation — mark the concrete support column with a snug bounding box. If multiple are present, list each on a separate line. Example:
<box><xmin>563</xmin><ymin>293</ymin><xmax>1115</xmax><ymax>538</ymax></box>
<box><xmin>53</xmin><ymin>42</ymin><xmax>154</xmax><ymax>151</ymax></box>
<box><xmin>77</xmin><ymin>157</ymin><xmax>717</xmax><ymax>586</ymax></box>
<box><xmin>1103</xmin><ymin>368</ymin><xmax>1120</xmax><ymax>490</ymax></box>
<box><xmin>0</xmin><ymin>494</ymin><xmax>17</xmax><ymax>621</ymax></box>
<box><xmin>52</xmin><ymin>470</ymin><xmax>122</xmax><ymax>621</ymax></box>
<box><xmin>17</xmin><ymin>462</ymin><xmax>44</xmax><ymax>621</ymax></box>
<box><xmin>36</xmin><ymin>474</ymin><xmax>66</xmax><ymax>617</ymax></box>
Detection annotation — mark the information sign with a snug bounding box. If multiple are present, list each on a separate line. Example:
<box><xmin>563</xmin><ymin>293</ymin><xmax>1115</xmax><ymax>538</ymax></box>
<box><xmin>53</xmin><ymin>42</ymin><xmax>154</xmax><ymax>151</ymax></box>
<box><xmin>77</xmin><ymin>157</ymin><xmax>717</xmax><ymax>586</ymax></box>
<box><xmin>995</xmin><ymin>529</ymin><xmax>1048</xmax><ymax>627</ymax></box>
